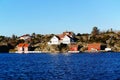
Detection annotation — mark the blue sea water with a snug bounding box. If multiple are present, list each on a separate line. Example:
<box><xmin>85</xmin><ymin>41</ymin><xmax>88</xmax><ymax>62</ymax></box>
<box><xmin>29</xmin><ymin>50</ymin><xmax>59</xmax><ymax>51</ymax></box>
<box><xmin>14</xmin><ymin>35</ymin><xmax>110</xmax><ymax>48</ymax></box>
<box><xmin>0</xmin><ymin>53</ymin><xmax>120</xmax><ymax>80</ymax></box>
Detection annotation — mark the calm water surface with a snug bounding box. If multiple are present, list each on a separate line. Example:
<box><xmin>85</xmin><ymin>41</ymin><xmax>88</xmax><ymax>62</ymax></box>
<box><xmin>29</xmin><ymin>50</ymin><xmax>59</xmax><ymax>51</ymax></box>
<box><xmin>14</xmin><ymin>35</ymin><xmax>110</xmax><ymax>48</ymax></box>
<box><xmin>0</xmin><ymin>53</ymin><xmax>120</xmax><ymax>80</ymax></box>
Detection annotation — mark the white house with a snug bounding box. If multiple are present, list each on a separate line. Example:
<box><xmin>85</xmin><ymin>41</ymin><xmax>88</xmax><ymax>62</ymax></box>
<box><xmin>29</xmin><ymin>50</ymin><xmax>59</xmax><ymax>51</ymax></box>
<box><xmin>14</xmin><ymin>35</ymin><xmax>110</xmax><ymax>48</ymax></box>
<box><xmin>19</xmin><ymin>34</ymin><xmax>31</xmax><ymax>40</ymax></box>
<box><xmin>62</xmin><ymin>35</ymin><xmax>72</xmax><ymax>44</ymax></box>
<box><xmin>63</xmin><ymin>31</ymin><xmax>74</xmax><ymax>37</ymax></box>
<box><xmin>48</xmin><ymin>35</ymin><xmax>74</xmax><ymax>45</ymax></box>
<box><xmin>48</xmin><ymin>36</ymin><xmax>60</xmax><ymax>45</ymax></box>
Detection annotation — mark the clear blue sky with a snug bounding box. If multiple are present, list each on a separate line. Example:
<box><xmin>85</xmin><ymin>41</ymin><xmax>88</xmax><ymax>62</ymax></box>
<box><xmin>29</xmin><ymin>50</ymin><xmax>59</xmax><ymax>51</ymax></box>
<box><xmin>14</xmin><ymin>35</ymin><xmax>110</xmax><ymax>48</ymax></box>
<box><xmin>0</xmin><ymin>0</ymin><xmax>120</xmax><ymax>36</ymax></box>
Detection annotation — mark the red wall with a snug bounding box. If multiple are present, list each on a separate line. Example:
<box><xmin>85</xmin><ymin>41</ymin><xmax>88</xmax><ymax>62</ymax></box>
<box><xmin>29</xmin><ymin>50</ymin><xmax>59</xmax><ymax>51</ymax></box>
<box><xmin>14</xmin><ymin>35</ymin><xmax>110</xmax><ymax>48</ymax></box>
<box><xmin>70</xmin><ymin>45</ymin><xmax>78</xmax><ymax>51</ymax></box>
<box><xmin>88</xmin><ymin>43</ymin><xmax>101</xmax><ymax>51</ymax></box>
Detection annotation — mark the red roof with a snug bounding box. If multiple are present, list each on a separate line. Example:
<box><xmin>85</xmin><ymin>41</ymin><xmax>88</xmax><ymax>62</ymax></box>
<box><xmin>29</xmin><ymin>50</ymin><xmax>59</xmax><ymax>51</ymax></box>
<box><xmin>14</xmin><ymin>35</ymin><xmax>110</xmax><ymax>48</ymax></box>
<box><xmin>18</xmin><ymin>43</ymin><xmax>24</xmax><ymax>47</ymax></box>
<box><xmin>18</xmin><ymin>43</ymin><xmax>29</xmax><ymax>47</ymax></box>
<box><xmin>57</xmin><ymin>34</ymin><xmax>64</xmax><ymax>40</ymax></box>
<box><xmin>63</xmin><ymin>32</ymin><xmax>73</xmax><ymax>37</ymax></box>
<box><xmin>24</xmin><ymin>44</ymin><xmax>29</xmax><ymax>47</ymax></box>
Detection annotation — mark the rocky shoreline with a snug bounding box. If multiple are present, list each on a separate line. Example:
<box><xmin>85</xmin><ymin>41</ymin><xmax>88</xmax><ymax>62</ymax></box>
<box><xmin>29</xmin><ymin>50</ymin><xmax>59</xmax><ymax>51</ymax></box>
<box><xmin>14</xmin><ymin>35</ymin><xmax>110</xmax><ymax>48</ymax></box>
<box><xmin>0</xmin><ymin>27</ymin><xmax>120</xmax><ymax>53</ymax></box>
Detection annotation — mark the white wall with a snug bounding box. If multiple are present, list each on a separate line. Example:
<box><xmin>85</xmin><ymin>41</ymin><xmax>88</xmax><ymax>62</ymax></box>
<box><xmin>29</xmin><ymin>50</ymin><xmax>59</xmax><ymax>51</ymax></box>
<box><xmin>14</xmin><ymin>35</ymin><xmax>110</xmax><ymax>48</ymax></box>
<box><xmin>48</xmin><ymin>36</ymin><xmax>60</xmax><ymax>45</ymax></box>
<box><xmin>62</xmin><ymin>36</ymin><xmax>71</xmax><ymax>44</ymax></box>
<box><xmin>20</xmin><ymin>36</ymin><xmax>30</xmax><ymax>40</ymax></box>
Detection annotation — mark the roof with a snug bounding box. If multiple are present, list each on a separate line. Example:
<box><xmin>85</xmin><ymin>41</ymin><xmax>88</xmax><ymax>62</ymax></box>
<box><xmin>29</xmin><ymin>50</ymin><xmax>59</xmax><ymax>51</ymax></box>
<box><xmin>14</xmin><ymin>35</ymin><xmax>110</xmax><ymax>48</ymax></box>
<box><xmin>57</xmin><ymin>34</ymin><xmax>64</xmax><ymax>40</ymax></box>
<box><xmin>63</xmin><ymin>31</ymin><xmax>73</xmax><ymax>37</ymax></box>
<box><xmin>18</xmin><ymin>43</ymin><xmax>24</xmax><ymax>47</ymax></box>
<box><xmin>56</xmin><ymin>34</ymin><xmax>72</xmax><ymax>40</ymax></box>
<box><xmin>70</xmin><ymin>44</ymin><xmax>78</xmax><ymax>47</ymax></box>
<box><xmin>20</xmin><ymin>34</ymin><xmax>30</xmax><ymax>37</ymax></box>
<box><xmin>18</xmin><ymin>43</ymin><xmax>29</xmax><ymax>47</ymax></box>
<box><xmin>24</xmin><ymin>44</ymin><xmax>29</xmax><ymax>47</ymax></box>
<box><xmin>88</xmin><ymin>43</ymin><xmax>101</xmax><ymax>46</ymax></box>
